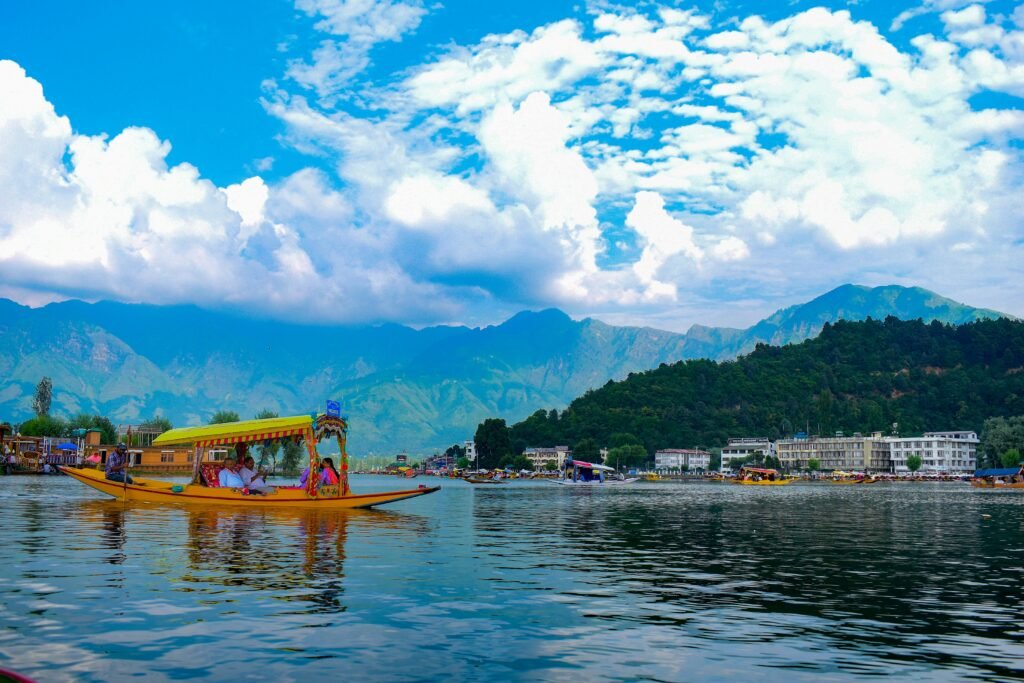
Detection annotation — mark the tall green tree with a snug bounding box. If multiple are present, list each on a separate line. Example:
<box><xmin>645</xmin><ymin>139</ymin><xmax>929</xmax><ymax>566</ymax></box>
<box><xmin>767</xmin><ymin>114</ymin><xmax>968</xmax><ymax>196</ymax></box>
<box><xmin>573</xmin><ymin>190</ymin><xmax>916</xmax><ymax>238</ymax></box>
<box><xmin>906</xmin><ymin>454</ymin><xmax>923</xmax><ymax>473</ymax></box>
<box><xmin>981</xmin><ymin>416</ymin><xmax>1024</xmax><ymax>468</ymax></box>
<box><xmin>1001</xmin><ymin>448</ymin><xmax>1022</xmax><ymax>468</ymax></box>
<box><xmin>209</xmin><ymin>410</ymin><xmax>241</xmax><ymax>425</ymax></box>
<box><xmin>807</xmin><ymin>458</ymin><xmax>821</xmax><ymax>472</ymax></box>
<box><xmin>573</xmin><ymin>437</ymin><xmax>600</xmax><ymax>462</ymax></box>
<box><xmin>474</xmin><ymin>418</ymin><xmax>512</xmax><ymax>469</ymax></box>
<box><xmin>32</xmin><ymin>377</ymin><xmax>52</xmax><ymax>417</ymax></box>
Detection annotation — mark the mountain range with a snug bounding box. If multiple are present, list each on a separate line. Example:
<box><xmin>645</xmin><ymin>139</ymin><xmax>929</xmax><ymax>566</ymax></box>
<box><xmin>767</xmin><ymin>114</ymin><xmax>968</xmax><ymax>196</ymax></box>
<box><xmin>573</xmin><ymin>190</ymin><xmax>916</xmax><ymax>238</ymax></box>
<box><xmin>0</xmin><ymin>284</ymin><xmax>1009</xmax><ymax>454</ymax></box>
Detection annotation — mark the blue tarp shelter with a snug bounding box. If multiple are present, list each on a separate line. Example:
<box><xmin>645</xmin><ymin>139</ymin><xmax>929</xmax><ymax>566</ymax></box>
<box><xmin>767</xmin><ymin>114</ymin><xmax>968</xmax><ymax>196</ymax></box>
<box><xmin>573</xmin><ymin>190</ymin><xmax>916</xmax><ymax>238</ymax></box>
<box><xmin>973</xmin><ymin>467</ymin><xmax>1023</xmax><ymax>478</ymax></box>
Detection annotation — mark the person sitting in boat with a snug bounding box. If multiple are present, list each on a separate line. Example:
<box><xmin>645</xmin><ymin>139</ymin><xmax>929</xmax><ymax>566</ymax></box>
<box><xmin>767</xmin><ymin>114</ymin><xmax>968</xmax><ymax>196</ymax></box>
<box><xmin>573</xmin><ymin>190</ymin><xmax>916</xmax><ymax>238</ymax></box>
<box><xmin>218</xmin><ymin>457</ymin><xmax>245</xmax><ymax>489</ymax></box>
<box><xmin>299</xmin><ymin>460</ymin><xmax>337</xmax><ymax>487</ymax></box>
<box><xmin>321</xmin><ymin>458</ymin><xmax>340</xmax><ymax>486</ymax></box>
<box><xmin>105</xmin><ymin>443</ymin><xmax>134</xmax><ymax>485</ymax></box>
<box><xmin>239</xmin><ymin>455</ymin><xmax>273</xmax><ymax>494</ymax></box>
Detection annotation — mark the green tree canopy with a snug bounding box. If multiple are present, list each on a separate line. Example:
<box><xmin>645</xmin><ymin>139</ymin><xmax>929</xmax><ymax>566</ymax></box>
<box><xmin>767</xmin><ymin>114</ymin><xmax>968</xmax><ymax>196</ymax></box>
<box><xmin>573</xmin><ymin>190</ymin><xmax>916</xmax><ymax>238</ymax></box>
<box><xmin>543</xmin><ymin>459</ymin><xmax>558</xmax><ymax>471</ymax></box>
<box><xmin>67</xmin><ymin>414</ymin><xmax>117</xmax><ymax>445</ymax></box>
<box><xmin>474</xmin><ymin>418</ymin><xmax>512</xmax><ymax>469</ymax></box>
<box><xmin>906</xmin><ymin>454</ymin><xmax>923</xmax><ymax>473</ymax></box>
<box><xmin>445</xmin><ymin>443</ymin><xmax>467</xmax><ymax>459</ymax></box>
<box><xmin>499</xmin><ymin>454</ymin><xmax>533</xmax><ymax>471</ymax></box>
<box><xmin>456</xmin><ymin>456</ymin><xmax>470</xmax><ymax>469</ymax></box>
<box><xmin>499</xmin><ymin>318</ymin><xmax>1024</xmax><ymax>455</ymax></box>
<box><xmin>981</xmin><ymin>416</ymin><xmax>1024</xmax><ymax>468</ymax></box>
<box><xmin>807</xmin><ymin>458</ymin><xmax>821</xmax><ymax>472</ymax></box>
<box><xmin>280</xmin><ymin>440</ymin><xmax>304</xmax><ymax>475</ymax></box>
<box><xmin>1001</xmin><ymin>448</ymin><xmax>1022</xmax><ymax>468</ymax></box>
<box><xmin>19</xmin><ymin>415</ymin><xmax>67</xmax><ymax>437</ymax></box>
<box><xmin>607</xmin><ymin>444</ymin><xmax>647</xmax><ymax>469</ymax></box>
<box><xmin>140</xmin><ymin>416</ymin><xmax>173</xmax><ymax>433</ymax></box>
<box><xmin>608</xmin><ymin>432</ymin><xmax>642</xmax><ymax>448</ymax></box>
<box><xmin>209</xmin><ymin>410</ymin><xmax>241</xmax><ymax>425</ymax></box>
<box><xmin>573</xmin><ymin>437</ymin><xmax>600</xmax><ymax>462</ymax></box>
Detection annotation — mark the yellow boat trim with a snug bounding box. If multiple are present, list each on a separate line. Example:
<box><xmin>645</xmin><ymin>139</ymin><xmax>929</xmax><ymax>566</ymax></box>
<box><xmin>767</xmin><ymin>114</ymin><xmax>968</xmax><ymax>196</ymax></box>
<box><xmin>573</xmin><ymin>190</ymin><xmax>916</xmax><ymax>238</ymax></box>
<box><xmin>732</xmin><ymin>478</ymin><xmax>795</xmax><ymax>486</ymax></box>
<box><xmin>152</xmin><ymin>414</ymin><xmax>315</xmax><ymax>447</ymax></box>
<box><xmin>60</xmin><ymin>466</ymin><xmax>438</xmax><ymax>509</ymax></box>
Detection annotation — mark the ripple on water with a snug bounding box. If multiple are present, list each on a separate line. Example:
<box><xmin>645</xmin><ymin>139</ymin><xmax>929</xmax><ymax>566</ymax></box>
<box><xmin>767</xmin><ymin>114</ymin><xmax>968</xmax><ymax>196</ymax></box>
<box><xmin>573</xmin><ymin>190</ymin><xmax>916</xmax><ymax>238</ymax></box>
<box><xmin>0</xmin><ymin>477</ymin><xmax>1023</xmax><ymax>681</ymax></box>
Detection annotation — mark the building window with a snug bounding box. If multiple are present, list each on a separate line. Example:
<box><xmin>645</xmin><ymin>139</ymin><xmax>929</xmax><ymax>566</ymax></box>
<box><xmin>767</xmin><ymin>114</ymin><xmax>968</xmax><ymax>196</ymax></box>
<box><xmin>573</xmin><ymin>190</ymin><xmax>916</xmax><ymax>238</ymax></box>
<box><xmin>160</xmin><ymin>452</ymin><xmax>174</xmax><ymax>463</ymax></box>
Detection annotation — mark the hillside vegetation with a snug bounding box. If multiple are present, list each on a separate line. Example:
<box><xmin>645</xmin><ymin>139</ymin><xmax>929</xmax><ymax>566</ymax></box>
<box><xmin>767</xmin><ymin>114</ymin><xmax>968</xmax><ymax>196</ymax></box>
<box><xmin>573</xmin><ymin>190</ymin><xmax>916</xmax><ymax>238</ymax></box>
<box><xmin>509</xmin><ymin>317</ymin><xmax>1024</xmax><ymax>453</ymax></box>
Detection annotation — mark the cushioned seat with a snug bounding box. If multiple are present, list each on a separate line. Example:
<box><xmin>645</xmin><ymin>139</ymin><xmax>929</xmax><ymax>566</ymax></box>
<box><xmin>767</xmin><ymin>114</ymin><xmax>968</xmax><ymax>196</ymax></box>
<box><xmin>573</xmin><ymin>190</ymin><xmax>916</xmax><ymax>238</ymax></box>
<box><xmin>201</xmin><ymin>463</ymin><xmax>225</xmax><ymax>487</ymax></box>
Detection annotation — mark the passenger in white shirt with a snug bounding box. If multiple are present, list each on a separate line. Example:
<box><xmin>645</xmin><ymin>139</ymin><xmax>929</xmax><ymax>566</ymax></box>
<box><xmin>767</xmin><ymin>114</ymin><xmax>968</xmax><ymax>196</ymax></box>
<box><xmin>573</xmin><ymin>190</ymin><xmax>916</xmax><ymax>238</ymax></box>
<box><xmin>239</xmin><ymin>456</ymin><xmax>273</xmax><ymax>494</ymax></box>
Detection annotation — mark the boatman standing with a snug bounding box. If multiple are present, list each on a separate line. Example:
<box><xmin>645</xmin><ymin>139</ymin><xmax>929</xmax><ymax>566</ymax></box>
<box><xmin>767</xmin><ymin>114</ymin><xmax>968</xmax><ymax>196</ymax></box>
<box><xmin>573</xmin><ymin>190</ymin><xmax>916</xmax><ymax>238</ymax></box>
<box><xmin>105</xmin><ymin>442</ymin><xmax>134</xmax><ymax>485</ymax></box>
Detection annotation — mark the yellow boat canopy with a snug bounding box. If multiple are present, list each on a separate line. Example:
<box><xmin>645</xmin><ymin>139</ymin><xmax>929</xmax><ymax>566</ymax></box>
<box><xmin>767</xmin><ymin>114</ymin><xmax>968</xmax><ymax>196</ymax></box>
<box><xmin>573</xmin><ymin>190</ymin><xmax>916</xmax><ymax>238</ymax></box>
<box><xmin>152</xmin><ymin>414</ymin><xmax>315</xmax><ymax>448</ymax></box>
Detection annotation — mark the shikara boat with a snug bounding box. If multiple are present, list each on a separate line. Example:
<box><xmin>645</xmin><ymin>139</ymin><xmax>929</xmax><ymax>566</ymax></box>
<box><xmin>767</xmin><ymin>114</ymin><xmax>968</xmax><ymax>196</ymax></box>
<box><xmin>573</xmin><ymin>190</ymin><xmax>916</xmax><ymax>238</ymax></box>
<box><xmin>828</xmin><ymin>471</ymin><xmax>879</xmax><ymax>485</ymax></box>
<box><xmin>732</xmin><ymin>466</ymin><xmax>794</xmax><ymax>486</ymax></box>
<box><xmin>971</xmin><ymin>466</ymin><xmax>1024</xmax><ymax>489</ymax></box>
<box><xmin>60</xmin><ymin>413</ymin><xmax>439</xmax><ymax>509</ymax></box>
<box><xmin>464</xmin><ymin>476</ymin><xmax>506</xmax><ymax>485</ymax></box>
<box><xmin>552</xmin><ymin>459</ymin><xmax>639</xmax><ymax>486</ymax></box>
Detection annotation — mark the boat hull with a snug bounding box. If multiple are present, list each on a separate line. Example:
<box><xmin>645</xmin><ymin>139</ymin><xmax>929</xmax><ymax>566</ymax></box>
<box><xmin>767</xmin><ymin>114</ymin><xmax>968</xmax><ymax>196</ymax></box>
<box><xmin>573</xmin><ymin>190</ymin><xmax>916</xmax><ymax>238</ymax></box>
<box><xmin>59</xmin><ymin>466</ymin><xmax>439</xmax><ymax>509</ymax></box>
<box><xmin>732</xmin><ymin>478</ymin><xmax>795</xmax><ymax>486</ymax></box>
<box><xmin>971</xmin><ymin>480</ymin><xmax>1024</xmax><ymax>489</ymax></box>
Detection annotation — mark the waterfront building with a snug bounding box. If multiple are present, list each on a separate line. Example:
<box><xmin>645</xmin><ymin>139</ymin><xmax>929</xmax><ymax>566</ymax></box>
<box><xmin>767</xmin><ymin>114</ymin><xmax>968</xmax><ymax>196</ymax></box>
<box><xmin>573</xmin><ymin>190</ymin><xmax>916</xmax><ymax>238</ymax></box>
<box><xmin>720</xmin><ymin>437</ymin><xmax>775</xmax><ymax>472</ymax></box>
<box><xmin>886</xmin><ymin>431</ymin><xmax>978</xmax><ymax>474</ymax></box>
<box><xmin>776</xmin><ymin>432</ymin><xmax>890</xmax><ymax>472</ymax></box>
<box><xmin>423</xmin><ymin>453</ymin><xmax>454</xmax><ymax>472</ymax></box>
<box><xmin>655</xmin><ymin>449</ymin><xmax>712</xmax><ymax>471</ymax></box>
<box><xmin>85</xmin><ymin>442</ymin><xmax>195</xmax><ymax>472</ymax></box>
<box><xmin>522</xmin><ymin>446</ymin><xmax>570</xmax><ymax>470</ymax></box>
<box><xmin>464</xmin><ymin>440</ymin><xmax>476</xmax><ymax>467</ymax></box>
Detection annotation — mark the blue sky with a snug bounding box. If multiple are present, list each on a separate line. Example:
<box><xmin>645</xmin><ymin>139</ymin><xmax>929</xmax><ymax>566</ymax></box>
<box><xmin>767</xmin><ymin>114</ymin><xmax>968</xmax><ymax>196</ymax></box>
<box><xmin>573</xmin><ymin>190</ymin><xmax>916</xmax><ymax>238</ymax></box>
<box><xmin>1</xmin><ymin>0</ymin><xmax>1022</xmax><ymax>331</ymax></box>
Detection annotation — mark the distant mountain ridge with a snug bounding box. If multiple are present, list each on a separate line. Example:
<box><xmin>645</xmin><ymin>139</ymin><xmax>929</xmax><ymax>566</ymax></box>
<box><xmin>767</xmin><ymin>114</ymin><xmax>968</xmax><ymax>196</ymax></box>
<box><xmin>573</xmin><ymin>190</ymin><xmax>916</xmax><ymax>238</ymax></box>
<box><xmin>0</xmin><ymin>284</ymin><xmax>1010</xmax><ymax>454</ymax></box>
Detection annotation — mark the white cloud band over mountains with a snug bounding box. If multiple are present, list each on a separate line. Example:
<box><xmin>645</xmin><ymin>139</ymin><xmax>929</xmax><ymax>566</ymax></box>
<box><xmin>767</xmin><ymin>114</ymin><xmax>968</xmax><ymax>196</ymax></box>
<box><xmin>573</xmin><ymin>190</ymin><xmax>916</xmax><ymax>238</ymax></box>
<box><xmin>1</xmin><ymin>2</ymin><xmax>1022</xmax><ymax>329</ymax></box>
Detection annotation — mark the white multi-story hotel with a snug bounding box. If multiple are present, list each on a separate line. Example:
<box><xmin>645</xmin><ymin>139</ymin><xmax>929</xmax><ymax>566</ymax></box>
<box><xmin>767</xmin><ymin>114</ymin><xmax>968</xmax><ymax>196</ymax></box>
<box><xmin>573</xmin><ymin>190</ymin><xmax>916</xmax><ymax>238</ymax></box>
<box><xmin>522</xmin><ymin>446</ymin><xmax>570</xmax><ymax>470</ymax></box>
<box><xmin>777</xmin><ymin>433</ymin><xmax>891</xmax><ymax>472</ymax></box>
<box><xmin>464</xmin><ymin>440</ymin><xmax>476</xmax><ymax>467</ymax></box>
<box><xmin>720</xmin><ymin>438</ymin><xmax>775</xmax><ymax>472</ymax></box>
<box><xmin>655</xmin><ymin>449</ymin><xmax>712</xmax><ymax>471</ymax></box>
<box><xmin>886</xmin><ymin>431</ymin><xmax>978</xmax><ymax>474</ymax></box>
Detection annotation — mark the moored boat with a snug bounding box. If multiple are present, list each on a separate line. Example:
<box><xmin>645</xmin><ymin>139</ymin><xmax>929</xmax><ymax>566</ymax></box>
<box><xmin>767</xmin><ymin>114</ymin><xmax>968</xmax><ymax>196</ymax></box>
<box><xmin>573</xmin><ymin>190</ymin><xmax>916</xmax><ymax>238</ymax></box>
<box><xmin>971</xmin><ymin>466</ymin><xmax>1024</xmax><ymax>489</ymax></box>
<box><xmin>552</xmin><ymin>459</ymin><xmax>638</xmax><ymax>486</ymax></box>
<box><xmin>464</xmin><ymin>475</ymin><xmax>506</xmax><ymax>485</ymax></box>
<box><xmin>732</xmin><ymin>466</ymin><xmax>794</xmax><ymax>486</ymax></box>
<box><xmin>60</xmin><ymin>412</ymin><xmax>439</xmax><ymax>509</ymax></box>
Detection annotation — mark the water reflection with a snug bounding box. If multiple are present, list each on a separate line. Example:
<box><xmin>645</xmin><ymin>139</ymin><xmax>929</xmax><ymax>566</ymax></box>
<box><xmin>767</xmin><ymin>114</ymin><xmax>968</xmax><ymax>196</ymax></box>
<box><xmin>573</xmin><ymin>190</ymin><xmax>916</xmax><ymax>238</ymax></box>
<box><xmin>1</xmin><ymin>477</ymin><xmax>1022</xmax><ymax>681</ymax></box>
<box><xmin>471</xmin><ymin>483</ymin><xmax>1024</xmax><ymax>680</ymax></box>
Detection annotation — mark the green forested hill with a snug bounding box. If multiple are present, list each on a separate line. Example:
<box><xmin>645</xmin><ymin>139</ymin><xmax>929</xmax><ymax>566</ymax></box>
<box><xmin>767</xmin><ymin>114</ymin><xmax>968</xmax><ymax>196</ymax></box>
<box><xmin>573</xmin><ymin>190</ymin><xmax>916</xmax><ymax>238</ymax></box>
<box><xmin>510</xmin><ymin>317</ymin><xmax>1024</xmax><ymax>452</ymax></box>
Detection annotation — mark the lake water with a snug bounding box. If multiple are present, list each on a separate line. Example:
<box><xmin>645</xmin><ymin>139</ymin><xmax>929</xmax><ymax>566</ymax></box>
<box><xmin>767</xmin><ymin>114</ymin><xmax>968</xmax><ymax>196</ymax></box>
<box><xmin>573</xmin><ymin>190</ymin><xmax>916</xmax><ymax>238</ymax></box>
<box><xmin>1</xmin><ymin>475</ymin><xmax>1022</xmax><ymax>682</ymax></box>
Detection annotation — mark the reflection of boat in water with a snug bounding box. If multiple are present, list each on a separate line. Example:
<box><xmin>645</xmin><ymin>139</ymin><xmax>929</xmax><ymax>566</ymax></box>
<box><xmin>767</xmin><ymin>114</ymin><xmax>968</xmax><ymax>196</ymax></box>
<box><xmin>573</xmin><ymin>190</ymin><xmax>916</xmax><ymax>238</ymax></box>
<box><xmin>61</xmin><ymin>413</ymin><xmax>439</xmax><ymax>509</ymax></box>
<box><xmin>553</xmin><ymin>459</ymin><xmax>639</xmax><ymax>486</ymax></box>
<box><xmin>732</xmin><ymin>466</ymin><xmax>794</xmax><ymax>486</ymax></box>
<box><xmin>971</xmin><ymin>466</ymin><xmax>1024</xmax><ymax>489</ymax></box>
